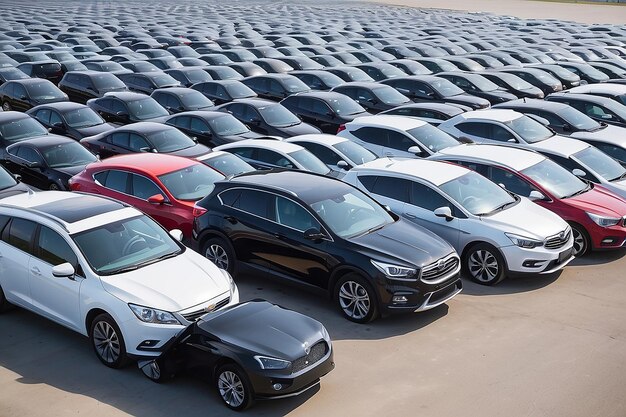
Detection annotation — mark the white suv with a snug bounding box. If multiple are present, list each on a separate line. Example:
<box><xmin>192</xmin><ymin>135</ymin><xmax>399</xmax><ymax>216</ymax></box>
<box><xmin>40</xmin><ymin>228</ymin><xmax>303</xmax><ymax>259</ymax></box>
<box><xmin>343</xmin><ymin>158</ymin><xmax>574</xmax><ymax>285</ymax></box>
<box><xmin>0</xmin><ymin>191</ymin><xmax>239</xmax><ymax>368</ymax></box>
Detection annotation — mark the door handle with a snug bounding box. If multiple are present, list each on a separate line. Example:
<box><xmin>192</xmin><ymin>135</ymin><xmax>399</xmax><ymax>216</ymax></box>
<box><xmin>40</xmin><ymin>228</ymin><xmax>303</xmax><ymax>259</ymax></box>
<box><xmin>31</xmin><ymin>266</ymin><xmax>41</xmax><ymax>276</ymax></box>
<box><xmin>224</xmin><ymin>215</ymin><xmax>237</xmax><ymax>224</ymax></box>
<box><xmin>404</xmin><ymin>212</ymin><xmax>417</xmax><ymax>219</ymax></box>
<box><xmin>273</xmin><ymin>232</ymin><xmax>285</xmax><ymax>240</ymax></box>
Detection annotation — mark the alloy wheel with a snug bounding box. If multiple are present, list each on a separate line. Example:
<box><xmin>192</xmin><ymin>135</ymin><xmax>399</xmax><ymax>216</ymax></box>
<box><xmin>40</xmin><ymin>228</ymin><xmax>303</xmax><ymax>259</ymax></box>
<box><xmin>141</xmin><ymin>361</ymin><xmax>161</xmax><ymax>381</ymax></box>
<box><xmin>218</xmin><ymin>370</ymin><xmax>245</xmax><ymax>408</ymax></box>
<box><xmin>92</xmin><ymin>320</ymin><xmax>121</xmax><ymax>364</ymax></box>
<box><xmin>2</xmin><ymin>102</ymin><xmax>10</xmax><ymax>111</ymax></box>
<box><xmin>468</xmin><ymin>250</ymin><xmax>499</xmax><ymax>283</ymax></box>
<box><xmin>338</xmin><ymin>280</ymin><xmax>371</xmax><ymax>320</ymax></box>
<box><xmin>205</xmin><ymin>244</ymin><xmax>229</xmax><ymax>269</ymax></box>
<box><xmin>572</xmin><ymin>228</ymin><xmax>586</xmax><ymax>256</ymax></box>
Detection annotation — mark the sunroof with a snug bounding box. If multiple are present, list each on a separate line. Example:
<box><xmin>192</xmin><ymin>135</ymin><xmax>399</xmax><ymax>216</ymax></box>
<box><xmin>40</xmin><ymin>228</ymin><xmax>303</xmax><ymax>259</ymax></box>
<box><xmin>32</xmin><ymin>195</ymin><xmax>124</xmax><ymax>224</ymax></box>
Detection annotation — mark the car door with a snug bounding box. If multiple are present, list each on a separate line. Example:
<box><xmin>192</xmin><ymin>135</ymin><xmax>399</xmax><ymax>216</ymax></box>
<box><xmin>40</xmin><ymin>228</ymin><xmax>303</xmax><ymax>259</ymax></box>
<box><xmin>48</xmin><ymin>110</ymin><xmax>67</xmax><ymax>135</ymax></box>
<box><xmin>384</xmin><ymin>129</ymin><xmax>423</xmax><ymax>157</ymax></box>
<box><xmin>358</xmin><ymin>174</ymin><xmax>411</xmax><ymax>212</ymax></box>
<box><xmin>268</xmin><ymin>194</ymin><xmax>330</xmax><ymax>288</ymax></box>
<box><xmin>12</xmin><ymin>83</ymin><xmax>30</xmax><ymax>111</ymax></box>
<box><xmin>348</xmin><ymin>126</ymin><xmax>387</xmax><ymax>156</ymax></box>
<box><xmin>29</xmin><ymin>225</ymin><xmax>84</xmax><ymax>331</ymax></box>
<box><xmin>0</xmin><ymin>216</ymin><xmax>33</xmax><ymax>308</ymax></box>
<box><xmin>10</xmin><ymin>145</ymin><xmax>49</xmax><ymax>189</ymax></box>
<box><xmin>127</xmin><ymin>172</ymin><xmax>181</xmax><ymax>231</ymax></box>
<box><xmin>455</xmin><ymin>121</ymin><xmax>491</xmax><ymax>143</ymax></box>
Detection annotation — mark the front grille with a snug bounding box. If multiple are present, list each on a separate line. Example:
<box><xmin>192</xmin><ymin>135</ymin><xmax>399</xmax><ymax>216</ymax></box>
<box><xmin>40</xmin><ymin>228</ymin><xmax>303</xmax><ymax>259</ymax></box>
<box><xmin>421</xmin><ymin>255</ymin><xmax>460</xmax><ymax>284</ymax></box>
<box><xmin>182</xmin><ymin>297</ymin><xmax>230</xmax><ymax>322</ymax></box>
<box><xmin>291</xmin><ymin>341</ymin><xmax>328</xmax><ymax>373</ymax></box>
<box><xmin>545</xmin><ymin>229</ymin><xmax>571</xmax><ymax>250</ymax></box>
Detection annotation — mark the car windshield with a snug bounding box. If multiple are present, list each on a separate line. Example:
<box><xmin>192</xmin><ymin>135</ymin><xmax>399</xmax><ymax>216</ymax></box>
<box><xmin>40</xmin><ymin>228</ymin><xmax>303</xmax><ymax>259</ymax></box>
<box><xmin>504</xmin><ymin>115</ymin><xmax>553</xmax><ymax>143</ymax></box>
<box><xmin>333</xmin><ymin>141</ymin><xmax>376</xmax><ymax>165</ymax></box>
<box><xmin>407</xmin><ymin>124</ymin><xmax>460</xmax><ymax>152</ymax></box>
<box><xmin>0</xmin><ymin>117</ymin><xmax>48</xmax><ymax>141</ymax></box>
<box><xmin>573</xmin><ymin>146</ymin><xmax>626</xmax><ymax>182</ymax></box>
<box><xmin>615</xmin><ymin>94</ymin><xmax>626</xmax><ymax>106</ymax></box>
<box><xmin>558</xmin><ymin>106</ymin><xmax>601</xmax><ymax>131</ymax></box>
<box><xmin>184</xmin><ymin>69</ymin><xmax>211</xmax><ymax>84</ymax></box>
<box><xmin>201</xmin><ymin>153</ymin><xmax>254</xmax><ymax>176</ymax></box>
<box><xmin>318</xmin><ymin>73</ymin><xmax>344</xmax><ymax>88</ymax></box>
<box><xmin>0</xmin><ymin>166</ymin><xmax>17</xmax><ymax>190</ymax></box>
<box><xmin>64</xmin><ymin>107</ymin><xmax>105</xmax><ymax>128</ymax></box>
<box><xmin>373</xmin><ymin>86</ymin><xmax>409</xmax><ymax>105</ymax></box>
<box><xmin>226</xmin><ymin>82</ymin><xmax>256</xmax><ymax>98</ymax></box>
<box><xmin>288</xmin><ymin>149</ymin><xmax>330</xmax><ymax>174</ymax></box>
<box><xmin>158</xmin><ymin>163</ymin><xmax>224</xmax><ymax>201</ymax></box>
<box><xmin>327</xmin><ymin>96</ymin><xmax>366</xmax><ymax>116</ymax></box>
<box><xmin>0</xmin><ymin>68</ymin><xmax>28</xmax><ymax>80</ymax></box>
<box><xmin>92</xmin><ymin>74</ymin><xmax>126</xmax><ymax>90</ymax></box>
<box><xmin>41</xmin><ymin>141</ymin><xmax>98</xmax><ymax>168</ymax></box>
<box><xmin>179</xmin><ymin>91</ymin><xmax>213</xmax><ymax>108</ymax></box>
<box><xmin>380</xmin><ymin>66</ymin><xmax>406</xmax><ymax>78</ymax></box>
<box><xmin>146</xmin><ymin>128</ymin><xmax>196</xmax><ymax>152</ymax></box>
<box><xmin>310</xmin><ymin>188</ymin><xmax>393</xmax><ymax>239</ymax></box>
<box><xmin>258</xmin><ymin>104</ymin><xmax>300</xmax><ymax>127</ymax></box>
<box><xmin>283</xmin><ymin>78</ymin><xmax>309</xmax><ymax>93</ymax></box>
<box><xmin>100</xmin><ymin>62</ymin><xmax>126</xmax><ymax>71</ymax></box>
<box><xmin>27</xmin><ymin>81</ymin><xmax>65</xmax><ymax>100</ymax></box>
<box><xmin>127</xmin><ymin>98</ymin><xmax>169</xmax><ymax>120</ymax></box>
<box><xmin>72</xmin><ymin>215</ymin><xmax>182</xmax><ymax>276</ymax></box>
<box><xmin>342</xmin><ymin>68</ymin><xmax>372</xmax><ymax>82</ymax></box>
<box><xmin>521</xmin><ymin>159</ymin><xmax>587</xmax><ymax>199</ymax></box>
<box><xmin>152</xmin><ymin>74</ymin><xmax>178</xmax><ymax>86</ymax></box>
<box><xmin>133</xmin><ymin>62</ymin><xmax>159</xmax><ymax>72</ymax></box>
<box><xmin>429</xmin><ymin>78</ymin><xmax>465</xmax><ymax>97</ymax></box>
<box><xmin>466</xmin><ymin>75</ymin><xmax>499</xmax><ymax>92</ymax></box>
<box><xmin>545</xmin><ymin>66</ymin><xmax>578</xmax><ymax>81</ymax></box>
<box><xmin>439</xmin><ymin>171</ymin><xmax>517</xmax><ymax>216</ymax></box>
<box><xmin>491</xmin><ymin>73</ymin><xmax>534</xmax><ymax>90</ymax></box>
<box><xmin>208</xmin><ymin>115</ymin><xmax>249</xmax><ymax>135</ymax></box>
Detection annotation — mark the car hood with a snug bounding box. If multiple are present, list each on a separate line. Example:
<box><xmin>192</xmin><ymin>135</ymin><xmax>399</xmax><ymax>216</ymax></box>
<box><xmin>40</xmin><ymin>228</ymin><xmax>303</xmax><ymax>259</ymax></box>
<box><xmin>75</xmin><ymin>123</ymin><xmax>116</xmax><ymax>137</ymax></box>
<box><xmin>443</xmin><ymin>94</ymin><xmax>490</xmax><ymax>109</ymax></box>
<box><xmin>350</xmin><ymin>219</ymin><xmax>455</xmax><ymax>268</ymax></box>
<box><xmin>55</xmin><ymin>163</ymin><xmax>95</xmax><ymax>177</ymax></box>
<box><xmin>197</xmin><ymin>301</ymin><xmax>327</xmax><ymax>360</ymax></box>
<box><xmin>570</xmin><ymin>124</ymin><xmax>626</xmax><ymax>145</ymax></box>
<box><xmin>482</xmin><ymin>197</ymin><xmax>567</xmax><ymax>240</ymax></box>
<box><xmin>100</xmin><ymin>249</ymin><xmax>231</xmax><ymax>312</ymax></box>
<box><xmin>566</xmin><ymin>184</ymin><xmax>626</xmax><ymax>218</ymax></box>
<box><xmin>273</xmin><ymin>122</ymin><xmax>321</xmax><ymax>136</ymax></box>
<box><xmin>169</xmin><ymin>143</ymin><xmax>211</xmax><ymax>158</ymax></box>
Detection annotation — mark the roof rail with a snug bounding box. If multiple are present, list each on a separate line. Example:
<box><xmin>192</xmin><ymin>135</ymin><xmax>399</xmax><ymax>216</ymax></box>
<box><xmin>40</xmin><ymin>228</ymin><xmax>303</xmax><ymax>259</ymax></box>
<box><xmin>0</xmin><ymin>203</ymin><xmax>69</xmax><ymax>233</ymax></box>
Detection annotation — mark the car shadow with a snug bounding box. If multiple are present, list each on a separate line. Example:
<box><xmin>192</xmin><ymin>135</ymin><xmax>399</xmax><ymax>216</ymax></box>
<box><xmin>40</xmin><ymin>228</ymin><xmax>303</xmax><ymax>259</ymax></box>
<box><xmin>569</xmin><ymin>249</ymin><xmax>626</xmax><ymax>267</ymax></box>
<box><xmin>458</xmin><ymin>270</ymin><xmax>563</xmax><ymax>296</ymax></box>
<box><xmin>0</xmin><ymin>308</ymin><xmax>317</xmax><ymax>417</ymax></box>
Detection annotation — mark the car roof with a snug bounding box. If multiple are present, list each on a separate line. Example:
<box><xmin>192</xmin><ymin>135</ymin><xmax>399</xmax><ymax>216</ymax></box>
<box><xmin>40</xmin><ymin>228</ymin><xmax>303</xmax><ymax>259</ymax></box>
<box><xmin>102</xmin><ymin>91</ymin><xmax>149</xmax><ymax>100</ymax></box>
<box><xmin>355</xmin><ymin>158</ymin><xmax>468</xmax><ymax>186</ymax></box>
<box><xmin>0</xmin><ymin>111</ymin><xmax>34</xmax><ymax>122</ymax></box>
<box><xmin>347</xmin><ymin>114</ymin><xmax>427</xmax><ymax>129</ymax></box>
<box><xmin>435</xmin><ymin>143</ymin><xmax>546</xmax><ymax>171</ymax></box>
<box><xmin>0</xmin><ymin>191</ymin><xmax>139</xmax><ymax>234</ymax></box>
<box><xmin>454</xmin><ymin>109</ymin><xmax>523</xmax><ymax>123</ymax></box>
<box><xmin>166</xmin><ymin>110</ymin><xmax>227</xmax><ymax>121</ymax></box>
<box><xmin>7</xmin><ymin>134</ymin><xmax>75</xmax><ymax>148</ymax></box>
<box><xmin>548</xmin><ymin>92</ymin><xmax>617</xmax><ymax>105</ymax></box>
<box><xmin>493</xmin><ymin>98</ymin><xmax>568</xmax><ymax>112</ymax></box>
<box><xmin>29</xmin><ymin>101</ymin><xmax>89</xmax><ymax>112</ymax></box>
<box><xmin>216</xmin><ymin>138</ymin><xmax>302</xmax><ymax>153</ymax></box>
<box><xmin>286</xmin><ymin>134</ymin><xmax>347</xmax><ymax>146</ymax></box>
<box><xmin>114</xmin><ymin>121</ymin><xmax>171</xmax><ymax>133</ymax></box>
<box><xmin>90</xmin><ymin>153</ymin><xmax>197</xmax><ymax>176</ymax></box>
<box><xmin>333</xmin><ymin>82</ymin><xmax>388</xmax><ymax>90</ymax></box>
<box><xmin>569</xmin><ymin>83</ymin><xmax>626</xmax><ymax>95</ymax></box>
<box><xmin>152</xmin><ymin>87</ymin><xmax>198</xmax><ymax>95</ymax></box>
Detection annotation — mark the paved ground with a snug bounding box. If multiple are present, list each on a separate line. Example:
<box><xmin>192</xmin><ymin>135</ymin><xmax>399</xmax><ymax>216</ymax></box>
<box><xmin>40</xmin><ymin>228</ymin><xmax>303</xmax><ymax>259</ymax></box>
<box><xmin>364</xmin><ymin>0</ymin><xmax>626</xmax><ymax>24</ymax></box>
<box><xmin>1</xmin><ymin>249</ymin><xmax>626</xmax><ymax>417</ymax></box>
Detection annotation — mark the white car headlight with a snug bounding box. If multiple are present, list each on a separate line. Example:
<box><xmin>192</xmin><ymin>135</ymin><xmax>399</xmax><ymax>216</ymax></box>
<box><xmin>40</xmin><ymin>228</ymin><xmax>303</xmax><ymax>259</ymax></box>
<box><xmin>254</xmin><ymin>355</ymin><xmax>291</xmax><ymax>370</ymax></box>
<box><xmin>586</xmin><ymin>212</ymin><xmax>621</xmax><ymax>228</ymax></box>
<box><xmin>129</xmin><ymin>304</ymin><xmax>180</xmax><ymax>325</ymax></box>
<box><xmin>371</xmin><ymin>260</ymin><xmax>417</xmax><ymax>279</ymax></box>
<box><xmin>505</xmin><ymin>233</ymin><xmax>543</xmax><ymax>249</ymax></box>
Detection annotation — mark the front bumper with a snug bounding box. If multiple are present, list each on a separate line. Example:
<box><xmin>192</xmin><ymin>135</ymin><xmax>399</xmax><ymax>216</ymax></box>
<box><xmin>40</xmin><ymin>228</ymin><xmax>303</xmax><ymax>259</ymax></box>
<box><xmin>379</xmin><ymin>274</ymin><xmax>463</xmax><ymax>314</ymax></box>
<box><xmin>500</xmin><ymin>241</ymin><xmax>574</xmax><ymax>275</ymax></box>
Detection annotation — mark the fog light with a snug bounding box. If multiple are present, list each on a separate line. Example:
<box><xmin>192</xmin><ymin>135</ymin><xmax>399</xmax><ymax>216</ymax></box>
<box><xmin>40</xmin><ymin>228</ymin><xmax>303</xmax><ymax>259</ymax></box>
<box><xmin>272</xmin><ymin>383</ymin><xmax>283</xmax><ymax>391</ymax></box>
<box><xmin>522</xmin><ymin>260</ymin><xmax>544</xmax><ymax>268</ymax></box>
<box><xmin>392</xmin><ymin>295</ymin><xmax>408</xmax><ymax>303</ymax></box>
<box><xmin>602</xmin><ymin>238</ymin><xmax>616</xmax><ymax>245</ymax></box>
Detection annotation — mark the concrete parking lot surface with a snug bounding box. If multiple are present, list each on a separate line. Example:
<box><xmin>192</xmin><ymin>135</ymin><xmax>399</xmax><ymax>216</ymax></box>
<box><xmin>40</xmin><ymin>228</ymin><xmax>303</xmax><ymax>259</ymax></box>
<box><xmin>1</xmin><ymin>251</ymin><xmax>626</xmax><ymax>417</ymax></box>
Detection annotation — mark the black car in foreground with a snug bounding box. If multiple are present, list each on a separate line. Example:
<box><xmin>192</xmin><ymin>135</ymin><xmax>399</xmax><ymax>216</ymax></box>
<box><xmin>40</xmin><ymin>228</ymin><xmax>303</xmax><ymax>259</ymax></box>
<box><xmin>138</xmin><ymin>300</ymin><xmax>334</xmax><ymax>411</ymax></box>
<box><xmin>192</xmin><ymin>170</ymin><xmax>462</xmax><ymax>323</ymax></box>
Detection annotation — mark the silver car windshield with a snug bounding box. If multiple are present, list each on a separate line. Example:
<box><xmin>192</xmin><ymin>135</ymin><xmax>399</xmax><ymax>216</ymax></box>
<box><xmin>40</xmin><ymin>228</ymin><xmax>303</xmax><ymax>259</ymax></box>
<box><xmin>521</xmin><ymin>159</ymin><xmax>587</xmax><ymax>199</ymax></box>
<box><xmin>439</xmin><ymin>171</ymin><xmax>516</xmax><ymax>216</ymax></box>
<box><xmin>504</xmin><ymin>115</ymin><xmax>553</xmax><ymax>143</ymax></box>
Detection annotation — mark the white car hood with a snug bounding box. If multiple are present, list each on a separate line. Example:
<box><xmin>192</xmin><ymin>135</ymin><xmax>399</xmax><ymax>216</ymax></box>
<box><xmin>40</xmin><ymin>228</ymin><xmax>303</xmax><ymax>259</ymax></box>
<box><xmin>481</xmin><ymin>197</ymin><xmax>568</xmax><ymax>240</ymax></box>
<box><xmin>100</xmin><ymin>250</ymin><xmax>230</xmax><ymax>313</ymax></box>
<box><xmin>570</xmin><ymin>125</ymin><xmax>626</xmax><ymax>146</ymax></box>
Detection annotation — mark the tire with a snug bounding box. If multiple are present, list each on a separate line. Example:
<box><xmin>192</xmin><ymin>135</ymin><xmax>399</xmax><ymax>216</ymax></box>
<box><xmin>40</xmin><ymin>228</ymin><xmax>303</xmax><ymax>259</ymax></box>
<box><xmin>90</xmin><ymin>313</ymin><xmax>129</xmax><ymax>369</ymax></box>
<box><xmin>215</xmin><ymin>363</ymin><xmax>255</xmax><ymax>411</ymax></box>
<box><xmin>335</xmin><ymin>273</ymin><xmax>379</xmax><ymax>323</ymax></box>
<box><xmin>48</xmin><ymin>182</ymin><xmax>61</xmax><ymax>191</ymax></box>
<box><xmin>202</xmin><ymin>237</ymin><xmax>236</xmax><ymax>274</ymax></box>
<box><xmin>2</xmin><ymin>102</ymin><xmax>11</xmax><ymax>111</ymax></box>
<box><xmin>140</xmin><ymin>359</ymin><xmax>173</xmax><ymax>383</ymax></box>
<box><xmin>570</xmin><ymin>223</ymin><xmax>590</xmax><ymax>257</ymax></box>
<box><xmin>0</xmin><ymin>285</ymin><xmax>12</xmax><ymax>313</ymax></box>
<box><xmin>464</xmin><ymin>243</ymin><xmax>506</xmax><ymax>286</ymax></box>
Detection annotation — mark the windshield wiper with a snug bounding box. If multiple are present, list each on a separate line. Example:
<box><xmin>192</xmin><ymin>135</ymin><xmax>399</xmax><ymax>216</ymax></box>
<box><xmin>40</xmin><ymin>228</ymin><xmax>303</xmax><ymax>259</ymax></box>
<box><xmin>355</xmin><ymin>224</ymin><xmax>385</xmax><ymax>237</ymax></box>
<box><xmin>610</xmin><ymin>171</ymin><xmax>626</xmax><ymax>182</ymax></box>
<box><xmin>482</xmin><ymin>200</ymin><xmax>516</xmax><ymax>216</ymax></box>
<box><xmin>105</xmin><ymin>251</ymin><xmax>180</xmax><ymax>275</ymax></box>
<box><xmin>563</xmin><ymin>183</ymin><xmax>591</xmax><ymax>198</ymax></box>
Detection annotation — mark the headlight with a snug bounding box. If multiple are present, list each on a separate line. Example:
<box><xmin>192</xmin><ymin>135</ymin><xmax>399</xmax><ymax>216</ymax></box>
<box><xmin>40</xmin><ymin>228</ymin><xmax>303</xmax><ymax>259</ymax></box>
<box><xmin>129</xmin><ymin>304</ymin><xmax>180</xmax><ymax>325</ymax></box>
<box><xmin>586</xmin><ymin>212</ymin><xmax>621</xmax><ymax>227</ymax></box>
<box><xmin>219</xmin><ymin>268</ymin><xmax>236</xmax><ymax>295</ymax></box>
<box><xmin>371</xmin><ymin>260</ymin><xmax>417</xmax><ymax>279</ymax></box>
<box><xmin>505</xmin><ymin>233</ymin><xmax>543</xmax><ymax>249</ymax></box>
<box><xmin>254</xmin><ymin>355</ymin><xmax>291</xmax><ymax>370</ymax></box>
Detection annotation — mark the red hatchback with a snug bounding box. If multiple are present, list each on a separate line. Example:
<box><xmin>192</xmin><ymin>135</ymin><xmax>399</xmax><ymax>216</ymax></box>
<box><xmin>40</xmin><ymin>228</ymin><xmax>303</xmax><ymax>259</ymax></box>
<box><xmin>69</xmin><ymin>153</ymin><xmax>225</xmax><ymax>238</ymax></box>
<box><xmin>433</xmin><ymin>144</ymin><xmax>626</xmax><ymax>257</ymax></box>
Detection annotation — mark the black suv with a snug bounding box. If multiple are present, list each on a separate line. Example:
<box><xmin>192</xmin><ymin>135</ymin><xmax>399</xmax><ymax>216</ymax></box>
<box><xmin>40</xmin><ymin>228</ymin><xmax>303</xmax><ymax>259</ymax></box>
<box><xmin>192</xmin><ymin>170</ymin><xmax>462</xmax><ymax>323</ymax></box>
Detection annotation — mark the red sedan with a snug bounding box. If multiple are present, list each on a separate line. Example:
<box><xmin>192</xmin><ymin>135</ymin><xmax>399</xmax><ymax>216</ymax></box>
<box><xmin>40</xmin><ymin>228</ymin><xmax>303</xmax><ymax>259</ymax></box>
<box><xmin>69</xmin><ymin>153</ymin><xmax>224</xmax><ymax>238</ymax></box>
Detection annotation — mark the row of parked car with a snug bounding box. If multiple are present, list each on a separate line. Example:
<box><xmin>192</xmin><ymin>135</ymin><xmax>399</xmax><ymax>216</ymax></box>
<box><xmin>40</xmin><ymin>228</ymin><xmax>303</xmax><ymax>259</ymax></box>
<box><xmin>1</xmin><ymin>0</ymin><xmax>626</xmax><ymax>411</ymax></box>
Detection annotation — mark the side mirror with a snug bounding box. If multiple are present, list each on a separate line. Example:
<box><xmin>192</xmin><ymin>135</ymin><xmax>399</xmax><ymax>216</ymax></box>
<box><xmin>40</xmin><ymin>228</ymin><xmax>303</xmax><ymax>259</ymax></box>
<box><xmin>191</xmin><ymin>136</ymin><xmax>198</xmax><ymax>143</ymax></box>
<box><xmin>457</xmin><ymin>136</ymin><xmax>474</xmax><ymax>144</ymax></box>
<box><xmin>528</xmin><ymin>190</ymin><xmax>546</xmax><ymax>201</ymax></box>
<box><xmin>52</xmin><ymin>262</ymin><xmax>75</xmax><ymax>279</ymax></box>
<box><xmin>201</xmin><ymin>130</ymin><xmax>213</xmax><ymax>136</ymax></box>
<box><xmin>148</xmin><ymin>194</ymin><xmax>166</xmax><ymax>205</ymax></box>
<box><xmin>562</xmin><ymin>123</ymin><xmax>571</xmax><ymax>132</ymax></box>
<box><xmin>337</xmin><ymin>160</ymin><xmax>349</xmax><ymax>170</ymax></box>
<box><xmin>580</xmin><ymin>80</ymin><xmax>588</xmax><ymax>86</ymax></box>
<box><xmin>139</xmin><ymin>146</ymin><xmax>153</xmax><ymax>153</ymax></box>
<box><xmin>507</xmin><ymin>138</ymin><xmax>518</xmax><ymax>143</ymax></box>
<box><xmin>572</xmin><ymin>168</ymin><xmax>587</xmax><ymax>178</ymax></box>
<box><xmin>53</xmin><ymin>122</ymin><xmax>63</xmax><ymax>128</ymax></box>
<box><xmin>13</xmin><ymin>174</ymin><xmax>21</xmax><ymax>182</ymax></box>
<box><xmin>383</xmin><ymin>205</ymin><xmax>392</xmax><ymax>212</ymax></box>
<box><xmin>303</xmin><ymin>227</ymin><xmax>326</xmax><ymax>241</ymax></box>
<box><xmin>169</xmin><ymin>229</ymin><xmax>184</xmax><ymax>242</ymax></box>
<box><xmin>28</xmin><ymin>161</ymin><xmax>42</xmax><ymax>168</ymax></box>
<box><xmin>407</xmin><ymin>145</ymin><xmax>425</xmax><ymax>156</ymax></box>
<box><xmin>434</xmin><ymin>206</ymin><xmax>454</xmax><ymax>221</ymax></box>
<box><xmin>20</xmin><ymin>95</ymin><xmax>28</xmax><ymax>100</ymax></box>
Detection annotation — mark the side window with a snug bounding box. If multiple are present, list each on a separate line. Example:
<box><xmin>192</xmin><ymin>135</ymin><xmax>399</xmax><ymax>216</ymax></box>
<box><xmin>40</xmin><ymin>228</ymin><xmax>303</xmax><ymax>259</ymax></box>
<box><xmin>256</xmin><ymin>149</ymin><xmax>294</xmax><ymax>168</ymax></box>
<box><xmin>128</xmin><ymin>133</ymin><xmax>150</xmax><ymax>152</ymax></box>
<box><xmin>297</xmin><ymin>142</ymin><xmax>340</xmax><ymax>165</ymax></box>
<box><xmin>3</xmin><ymin>83</ymin><xmax>15</xmax><ymax>97</ymax></box>
<box><xmin>110</xmin><ymin>99</ymin><xmax>127</xmax><ymax>114</ymax></box>
<box><xmin>103</xmin><ymin>170</ymin><xmax>129</xmax><ymax>193</ymax></box>
<box><xmin>274</xmin><ymin>196</ymin><xmax>319</xmax><ymax>231</ymax></box>
<box><xmin>13</xmin><ymin>84</ymin><xmax>27</xmax><ymax>98</ymax></box>
<box><xmin>457</xmin><ymin>122</ymin><xmax>489</xmax><ymax>137</ymax></box>
<box><xmin>170</xmin><ymin>116</ymin><xmax>191</xmax><ymax>129</ymax></box>
<box><xmin>219</xmin><ymin>189</ymin><xmax>241</xmax><ymax>207</ymax></box>
<box><xmin>489</xmin><ymin>125</ymin><xmax>515</xmax><ymax>142</ymax></box>
<box><xmin>411</xmin><ymin>182</ymin><xmax>455</xmax><ymax>212</ymax></box>
<box><xmin>17</xmin><ymin>146</ymin><xmax>44</xmax><ymax>164</ymax></box>
<box><xmin>202</xmin><ymin>83</ymin><xmax>216</xmax><ymax>95</ymax></box>
<box><xmin>232</xmin><ymin>189</ymin><xmax>273</xmax><ymax>219</ymax></box>
<box><xmin>488</xmin><ymin>167</ymin><xmax>533</xmax><ymax>197</ymax></box>
<box><xmin>242</xmin><ymin>106</ymin><xmax>260</xmax><ymax>123</ymax></box>
<box><xmin>109</xmin><ymin>132</ymin><xmax>129</xmax><ymax>147</ymax></box>
<box><xmin>229</xmin><ymin>147</ymin><xmax>256</xmax><ymax>159</ymax></box>
<box><xmin>97</xmin><ymin>98</ymin><xmax>113</xmax><ymax>111</ymax></box>
<box><xmin>130</xmin><ymin>174</ymin><xmax>164</xmax><ymax>200</ymax></box>
<box><xmin>166</xmin><ymin>95</ymin><xmax>181</xmax><ymax>109</ymax></box>
<box><xmin>35</xmin><ymin>109</ymin><xmax>52</xmax><ymax>124</ymax></box>
<box><xmin>338</xmin><ymin>88</ymin><xmax>357</xmax><ymax>100</ymax></box>
<box><xmin>36</xmin><ymin>226</ymin><xmax>79</xmax><ymax>271</ymax></box>
<box><xmin>190</xmin><ymin>117</ymin><xmax>209</xmax><ymax>133</ymax></box>
<box><xmin>93</xmin><ymin>170</ymin><xmax>108</xmax><ymax>185</ymax></box>
<box><xmin>312</xmin><ymin>100</ymin><xmax>331</xmax><ymax>115</ymax></box>
<box><xmin>356</xmin><ymin>89</ymin><xmax>375</xmax><ymax>102</ymax></box>
<box><xmin>371</xmin><ymin>176</ymin><xmax>411</xmax><ymax>203</ymax></box>
<box><xmin>386</xmin><ymin>130</ymin><xmax>417</xmax><ymax>152</ymax></box>
<box><xmin>358</xmin><ymin>175</ymin><xmax>378</xmax><ymax>191</ymax></box>
<box><xmin>585</xmin><ymin>104</ymin><xmax>616</xmax><ymax>121</ymax></box>
<box><xmin>3</xmin><ymin>218</ymin><xmax>37</xmax><ymax>254</ymax></box>
<box><xmin>535</xmin><ymin>111</ymin><xmax>565</xmax><ymax>128</ymax></box>
<box><xmin>49</xmin><ymin>111</ymin><xmax>63</xmax><ymax>126</ymax></box>
<box><xmin>268</xmin><ymin>80</ymin><xmax>285</xmax><ymax>94</ymax></box>
<box><xmin>225</xmin><ymin>103</ymin><xmax>245</xmax><ymax>119</ymax></box>
<box><xmin>414</xmin><ymin>82</ymin><xmax>434</xmax><ymax>97</ymax></box>
<box><xmin>215</xmin><ymin>85</ymin><xmax>228</xmax><ymax>99</ymax></box>
<box><xmin>352</xmin><ymin>127</ymin><xmax>388</xmax><ymax>146</ymax></box>
<box><xmin>546</xmin><ymin>154</ymin><xmax>598</xmax><ymax>182</ymax></box>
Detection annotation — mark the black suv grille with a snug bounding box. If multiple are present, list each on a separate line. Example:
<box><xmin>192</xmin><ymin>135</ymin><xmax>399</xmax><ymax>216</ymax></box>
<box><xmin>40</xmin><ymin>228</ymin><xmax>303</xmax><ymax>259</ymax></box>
<box><xmin>545</xmin><ymin>229</ymin><xmax>571</xmax><ymax>250</ymax></box>
<box><xmin>292</xmin><ymin>341</ymin><xmax>328</xmax><ymax>373</ymax></box>
<box><xmin>421</xmin><ymin>255</ymin><xmax>460</xmax><ymax>284</ymax></box>
<box><xmin>182</xmin><ymin>297</ymin><xmax>229</xmax><ymax>322</ymax></box>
